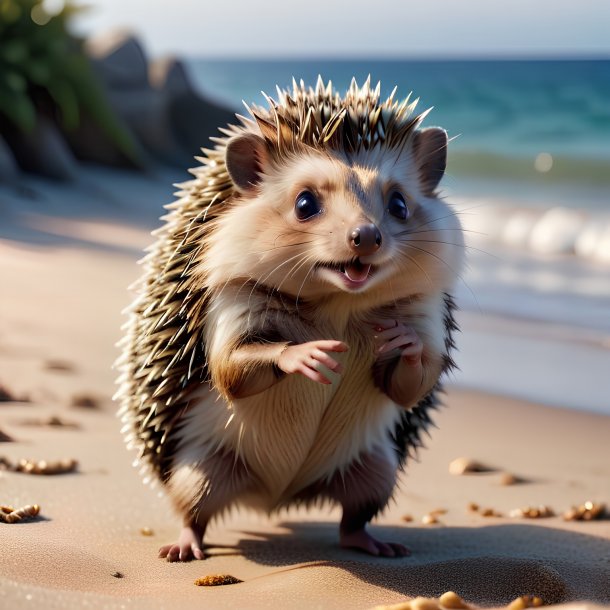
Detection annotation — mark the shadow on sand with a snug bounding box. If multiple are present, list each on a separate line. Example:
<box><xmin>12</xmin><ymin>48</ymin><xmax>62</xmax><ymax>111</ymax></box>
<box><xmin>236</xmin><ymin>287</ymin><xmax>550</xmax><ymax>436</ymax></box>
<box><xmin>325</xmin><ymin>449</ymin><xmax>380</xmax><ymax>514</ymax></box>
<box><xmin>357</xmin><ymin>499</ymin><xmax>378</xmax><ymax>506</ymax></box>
<box><xmin>218</xmin><ymin>521</ymin><xmax>610</xmax><ymax>606</ymax></box>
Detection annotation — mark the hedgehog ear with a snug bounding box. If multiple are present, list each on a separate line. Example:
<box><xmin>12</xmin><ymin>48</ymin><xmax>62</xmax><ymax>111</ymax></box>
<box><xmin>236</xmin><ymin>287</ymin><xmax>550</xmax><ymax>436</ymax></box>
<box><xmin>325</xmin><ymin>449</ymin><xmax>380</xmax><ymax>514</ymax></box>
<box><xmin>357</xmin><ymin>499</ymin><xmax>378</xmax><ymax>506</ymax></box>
<box><xmin>412</xmin><ymin>127</ymin><xmax>448</xmax><ymax>196</ymax></box>
<box><xmin>225</xmin><ymin>133</ymin><xmax>269</xmax><ymax>193</ymax></box>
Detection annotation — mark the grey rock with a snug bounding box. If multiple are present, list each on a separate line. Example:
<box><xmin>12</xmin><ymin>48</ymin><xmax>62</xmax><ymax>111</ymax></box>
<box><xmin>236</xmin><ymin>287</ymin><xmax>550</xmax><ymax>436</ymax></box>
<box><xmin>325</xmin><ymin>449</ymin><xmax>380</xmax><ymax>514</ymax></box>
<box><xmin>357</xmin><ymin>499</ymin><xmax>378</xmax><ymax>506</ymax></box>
<box><xmin>86</xmin><ymin>29</ymin><xmax>150</xmax><ymax>89</ymax></box>
<box><xmin>168</xmin><ymin>91</ymin><xmax>235</xmax><ymax>162</ymax></box>
<box><xmin>0</xmin><ymin>135</ymin><xmax>19</xmax><ymax>183</ymax></box>
<box><xmin>150</xmin><ymin>56</ymin><xmax>192</xmax><ymax>95</ymax></box>
<box><xmin>5</xmin><ymin>116</ymin><xmax>78</xmax><ymax>181</ymax></box>
<box><xmin>104</xmin><ymin>88</ymin><xmax>188</xmax><ymax>166</ymax></box>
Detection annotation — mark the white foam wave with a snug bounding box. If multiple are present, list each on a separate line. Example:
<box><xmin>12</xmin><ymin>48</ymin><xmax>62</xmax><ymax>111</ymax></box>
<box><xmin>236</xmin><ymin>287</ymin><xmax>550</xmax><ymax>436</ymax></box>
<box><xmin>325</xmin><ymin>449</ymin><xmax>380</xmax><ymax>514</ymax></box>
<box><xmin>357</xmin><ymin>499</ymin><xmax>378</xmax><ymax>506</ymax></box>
<box><xmin>459</xmin><ymin>200</ymin><xmax>610</xmax><ymax>265</ymax></box>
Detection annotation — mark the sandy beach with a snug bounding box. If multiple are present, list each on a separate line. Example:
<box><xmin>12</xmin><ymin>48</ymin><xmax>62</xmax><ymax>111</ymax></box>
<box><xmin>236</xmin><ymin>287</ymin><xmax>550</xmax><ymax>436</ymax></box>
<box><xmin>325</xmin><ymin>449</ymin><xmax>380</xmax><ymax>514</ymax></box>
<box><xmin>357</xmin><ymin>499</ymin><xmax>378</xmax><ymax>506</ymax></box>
<box><xmin>0</xmin><ymin>167</ymin><xmax>609</xmax><ymax>610</ymax></box>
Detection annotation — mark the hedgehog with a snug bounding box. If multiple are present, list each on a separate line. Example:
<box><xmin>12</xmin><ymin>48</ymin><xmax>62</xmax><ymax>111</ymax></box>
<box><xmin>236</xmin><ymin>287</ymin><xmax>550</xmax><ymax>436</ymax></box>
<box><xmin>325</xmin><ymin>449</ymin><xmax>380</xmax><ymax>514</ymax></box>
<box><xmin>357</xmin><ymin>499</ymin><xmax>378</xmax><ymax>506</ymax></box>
<box><xmin>116</xmin><ymin>76</ymin><xmax>464</xmax><ymax>561</ymax></box>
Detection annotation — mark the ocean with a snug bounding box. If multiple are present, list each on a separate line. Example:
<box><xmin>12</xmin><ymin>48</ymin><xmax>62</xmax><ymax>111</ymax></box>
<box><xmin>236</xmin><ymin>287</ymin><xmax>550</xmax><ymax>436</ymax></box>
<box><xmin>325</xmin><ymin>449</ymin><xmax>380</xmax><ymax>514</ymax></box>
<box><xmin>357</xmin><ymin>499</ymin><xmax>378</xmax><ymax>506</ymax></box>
<box><xmin>187</xmin><ymin>58</ymin><xmax>610</xmax><ymax>414</ymax></box>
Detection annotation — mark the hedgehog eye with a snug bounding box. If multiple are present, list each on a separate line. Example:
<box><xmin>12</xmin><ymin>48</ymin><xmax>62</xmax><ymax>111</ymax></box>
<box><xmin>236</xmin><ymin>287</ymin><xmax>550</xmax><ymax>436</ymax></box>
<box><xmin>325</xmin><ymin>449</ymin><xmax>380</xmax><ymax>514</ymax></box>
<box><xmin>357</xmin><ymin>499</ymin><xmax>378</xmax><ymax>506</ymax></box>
<box><xmin>388</xmin><ymin>192</ymin><xmax>409</xmax><ymax>220</ymax></box>
<box><xmin>295</xmin><ymin>191</ymin><xmax>322</xmax><ymax>221</ymax></box>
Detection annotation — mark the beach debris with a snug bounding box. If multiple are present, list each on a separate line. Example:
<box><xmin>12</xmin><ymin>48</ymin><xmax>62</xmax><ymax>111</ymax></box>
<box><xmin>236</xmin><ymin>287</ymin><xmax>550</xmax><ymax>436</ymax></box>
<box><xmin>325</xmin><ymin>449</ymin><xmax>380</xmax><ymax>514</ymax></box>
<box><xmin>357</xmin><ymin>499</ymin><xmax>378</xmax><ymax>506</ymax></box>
<box><xmin>0</xmin><ymin>428</ymin><xmax>14</xmax><ymax>442</ymax></box>
<box><xmin>439</xmin><ymin>592</ymin><xmax>470</xmax><ymax>609</ymax></box>
<box><xmin>499</xmin><ymin>472</ymin><xmax>525</xmax><ymax>486</ymax></box>
<box><xmin>194</xmin><ymin>574</ymin><xmax>242</xmax><ymax>586</ymax></box>
<box><xmin>422</xmin><ymin>514</ymin><xmax>440</xmax><ymax>525</ymax></box>
<box><xmin>0</xmin><ymin>456</ymin><xmax>79</xmax><ymax>475</ymax></box>
<box><xmin>0</xmin><ymin>503</ymin><xmax>40</xmax><ymax>523</ymax></box>
<box><xmin>449</xmin><ymin>457</ymin><xmax>494</xmax><ymax>475</ymax></box>
<box><xmin>44</xmin><ymin>360</ymin><xmax>76</xmax><ymax>373</ymax></box>
<box><xmin>422</xmin><ymin>508</ymin><xmax>448</xmax><ymax>525</ymax></box>
<box><xmin>509</xmin><ymin>505</ymin><xmax>555</xmax><ymax>519</ymax></box>
<box><xmin>480</xmin><ymin>507</ymin><xmax>503</xmax><ymax>518</ymax></box>
<box><xmin>401</xmin><ymin>514</ymin><xmax>414</xmax><ymax>523</ymax></box>
<box><xmin>467</xmin><ymin>503</ymin><xmax>503</xmax><ymax>518</ymax></box>
<box><xmin>372</xmin><ymin>592</ymin><xmax>470</xmax><ymax>610</ymax></box>
<box><xmin>563</xmin><ymin>501</ymin><xmax>606</xmax><ymax>521</ymax></box>
<box><xmin>111</xmin><ymin>571</ymin><xmax>124</xmax><ymax>579</ymax></box>
<box><xmin>0</xmin><ymin>384</ymin><xmax>16</xmax><ymax>402</ymax></box>
<box><xmin>412</xmin><ymin>597</ymin><xmax>441</xmax><ymax>610</ymax></box>
<box><xmin>71</xmin><ymin>394</ymin><xmax>100</xmax><ymax>409</ymax></box>
<box><xmin>507</xmin><ymin>595</ymin><xmax>544</xmax><ymax>610</ymax></box>
<box><xmin>19</xmin><ymin>415</ymin><xmax>80</xmax><ymax>429</ymax></box>
<box><xmin>140</xmin><ymin>527</ymin><xmax>154</xmax><ymax>536</ymax></box>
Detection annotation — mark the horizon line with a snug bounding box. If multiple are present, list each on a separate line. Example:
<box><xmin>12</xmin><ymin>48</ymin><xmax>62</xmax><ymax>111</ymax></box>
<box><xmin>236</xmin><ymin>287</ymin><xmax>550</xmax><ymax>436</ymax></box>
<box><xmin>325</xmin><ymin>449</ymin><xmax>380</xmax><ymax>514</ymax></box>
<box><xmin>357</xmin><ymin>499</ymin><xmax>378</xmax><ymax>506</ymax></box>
<box><xmin>181</xmin><ymin>52</ymin><xmax>610</xmax><ymax>62</ymax></box>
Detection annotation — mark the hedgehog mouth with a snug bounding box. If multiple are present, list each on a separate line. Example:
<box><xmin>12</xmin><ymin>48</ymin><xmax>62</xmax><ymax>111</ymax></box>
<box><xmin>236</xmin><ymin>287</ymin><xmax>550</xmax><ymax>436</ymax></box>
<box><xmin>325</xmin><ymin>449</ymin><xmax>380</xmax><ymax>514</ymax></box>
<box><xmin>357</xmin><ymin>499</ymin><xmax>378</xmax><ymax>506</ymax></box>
<box><xmin>317</xmin><ymin>258</ymin><xmax>374</xmax><ymax>289</ymax></box>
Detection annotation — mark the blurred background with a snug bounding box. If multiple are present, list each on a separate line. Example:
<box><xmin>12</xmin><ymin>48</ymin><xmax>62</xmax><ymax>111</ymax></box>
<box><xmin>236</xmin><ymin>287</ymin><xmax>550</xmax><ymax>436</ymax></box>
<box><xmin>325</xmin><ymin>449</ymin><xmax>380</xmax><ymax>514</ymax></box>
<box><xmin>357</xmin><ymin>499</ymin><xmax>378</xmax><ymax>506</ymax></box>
<box><xmin>1</xmin><ymin>0</ymin><xmax>609</xmax><ymax>414</ymax></box>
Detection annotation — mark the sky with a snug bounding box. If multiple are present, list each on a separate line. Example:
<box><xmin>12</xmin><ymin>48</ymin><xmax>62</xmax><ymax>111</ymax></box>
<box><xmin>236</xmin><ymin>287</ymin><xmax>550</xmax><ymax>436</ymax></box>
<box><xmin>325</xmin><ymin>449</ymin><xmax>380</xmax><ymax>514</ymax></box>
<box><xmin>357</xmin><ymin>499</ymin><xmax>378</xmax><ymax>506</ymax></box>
<box><xmin>71</xmin><ymin>0</ymin><xmax>610</xmax><ymax>59</ymax></box>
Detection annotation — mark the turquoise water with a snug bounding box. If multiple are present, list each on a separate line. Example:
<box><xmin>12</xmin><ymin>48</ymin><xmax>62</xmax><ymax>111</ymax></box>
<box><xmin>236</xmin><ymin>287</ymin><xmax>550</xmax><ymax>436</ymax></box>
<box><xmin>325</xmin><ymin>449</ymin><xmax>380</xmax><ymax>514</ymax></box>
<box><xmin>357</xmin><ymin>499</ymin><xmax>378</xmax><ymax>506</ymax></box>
<box><xmin>187</xmin><ymin>58</ymin><xmax>610</xmax><ymax>197</ymax></box>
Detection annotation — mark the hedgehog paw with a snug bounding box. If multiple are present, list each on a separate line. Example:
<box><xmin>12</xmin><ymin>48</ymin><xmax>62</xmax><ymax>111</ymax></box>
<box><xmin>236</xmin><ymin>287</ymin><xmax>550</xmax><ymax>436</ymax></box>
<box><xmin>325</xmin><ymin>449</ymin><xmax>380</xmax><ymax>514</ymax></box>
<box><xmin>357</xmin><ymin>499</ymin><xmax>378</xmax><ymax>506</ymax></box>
<box><xmin>159</xmin><ymin>525</ymin><xmax>206</xmax><ymax>561</ymax></box>
<box><xmin>340</xmin><ymin>529</ymin><xmax>410</xmax><ymax>558</ymax></box>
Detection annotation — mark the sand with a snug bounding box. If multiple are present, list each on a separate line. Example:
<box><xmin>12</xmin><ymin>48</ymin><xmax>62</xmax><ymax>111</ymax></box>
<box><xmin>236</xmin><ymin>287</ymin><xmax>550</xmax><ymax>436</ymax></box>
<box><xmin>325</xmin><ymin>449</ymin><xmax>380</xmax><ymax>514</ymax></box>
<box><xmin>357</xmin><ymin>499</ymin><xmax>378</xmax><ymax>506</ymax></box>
<box><xmin>0</xmin><ymin>174</ymin><xmax>609</xmax><ymax>610</ymax></box>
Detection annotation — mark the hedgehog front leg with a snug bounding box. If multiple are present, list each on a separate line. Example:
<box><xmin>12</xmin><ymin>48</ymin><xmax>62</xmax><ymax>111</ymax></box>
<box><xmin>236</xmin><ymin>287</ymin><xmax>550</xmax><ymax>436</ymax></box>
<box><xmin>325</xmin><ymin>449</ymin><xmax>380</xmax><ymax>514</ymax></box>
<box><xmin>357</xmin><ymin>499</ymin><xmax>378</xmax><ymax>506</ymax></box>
<box><xmin>328</xmin><ymin>447</ymin><xmax>410</xmax><ymax>557</ymax></box>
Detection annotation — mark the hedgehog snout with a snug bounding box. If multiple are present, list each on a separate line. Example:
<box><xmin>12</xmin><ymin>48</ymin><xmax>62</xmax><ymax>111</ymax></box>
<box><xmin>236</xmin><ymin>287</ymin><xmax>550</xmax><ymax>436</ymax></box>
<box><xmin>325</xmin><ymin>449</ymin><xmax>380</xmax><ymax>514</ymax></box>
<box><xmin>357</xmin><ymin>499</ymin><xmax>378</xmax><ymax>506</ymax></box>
<box><xmin>348</xmin><ymin>223</ymin><xmax>382</xmax><ymax>256</ymax></box>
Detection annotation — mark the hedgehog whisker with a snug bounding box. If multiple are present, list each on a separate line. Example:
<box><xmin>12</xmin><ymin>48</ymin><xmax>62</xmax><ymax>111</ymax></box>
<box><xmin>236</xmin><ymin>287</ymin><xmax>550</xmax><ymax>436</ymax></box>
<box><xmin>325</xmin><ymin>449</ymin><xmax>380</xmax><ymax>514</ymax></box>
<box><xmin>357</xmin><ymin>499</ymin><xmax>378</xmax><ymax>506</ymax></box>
<box><xmin>405</xmin><ymin>238</ymin><xmax>498</xmax><ymax>261</ymax></box>
<box><xmin>253</xmin><ymin>239</ymin><xmax>317</xmax><ymax>255</ymax></box>
<box><xmin>403</xmin><ymin>242</ymin><xmax>479</xmax><ymax>308</ymax></box>
<box><xmin>294</xmin><ymin>256</ymin><xmax>318</xmax><ymax>310</ymax></box>
<box><xmin>247</xmin><ymin>251</ymin><xmax>307</xmax><ymax>307</ymax></box>
<box><xmin>407</xmin><ymin>203</ymin><xmax>488</xmax><ymax>233</ymax></box>
<box><xmin>395</xmin><ymin>250</ymin><xmax>435</xmax><ymax>291</ymax></box>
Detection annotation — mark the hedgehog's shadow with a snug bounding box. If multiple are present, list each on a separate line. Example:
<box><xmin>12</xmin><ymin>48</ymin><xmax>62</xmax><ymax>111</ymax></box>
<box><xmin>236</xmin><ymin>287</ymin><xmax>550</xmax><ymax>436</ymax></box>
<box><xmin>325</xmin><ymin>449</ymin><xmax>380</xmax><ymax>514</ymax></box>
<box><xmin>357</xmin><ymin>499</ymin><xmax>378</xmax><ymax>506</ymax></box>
<box><xmin>223</xmin><ymin>521</ymin><xmax>610</xmax><ymax>606</ymax></box>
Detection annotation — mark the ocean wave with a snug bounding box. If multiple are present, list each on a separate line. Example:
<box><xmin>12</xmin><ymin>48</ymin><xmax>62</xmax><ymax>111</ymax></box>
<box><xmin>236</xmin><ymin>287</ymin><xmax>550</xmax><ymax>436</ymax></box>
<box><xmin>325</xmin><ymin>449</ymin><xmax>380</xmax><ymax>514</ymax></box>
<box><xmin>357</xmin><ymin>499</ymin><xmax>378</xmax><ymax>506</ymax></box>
<box><xmin>459</xmin><ymin>201</ymin><xmax>610</xmax><ymax>265</ymax></box>
<box><xmin>447</xmin><ymin>150</ymin><xmax>610</xmax><ymax>186</ymax></box>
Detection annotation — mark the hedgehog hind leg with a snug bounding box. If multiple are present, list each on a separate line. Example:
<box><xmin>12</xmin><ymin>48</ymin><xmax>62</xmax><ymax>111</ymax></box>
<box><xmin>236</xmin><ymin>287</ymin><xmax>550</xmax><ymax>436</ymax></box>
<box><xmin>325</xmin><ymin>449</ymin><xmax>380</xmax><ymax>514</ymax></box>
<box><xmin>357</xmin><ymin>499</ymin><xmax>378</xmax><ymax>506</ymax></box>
<box><xmin>325</xmin><ymin>446</ymin><xmax>410</xmax><ymax>557</ymax></box>
<box><xmin>160</xmin><ymin>447</ymin><xmax>252</xmax><ymax>561</ymax></box>
<box><xmin>159</xmin><ymin>520</ymin><xmax>207</xmax><ymax>562</ymax></box>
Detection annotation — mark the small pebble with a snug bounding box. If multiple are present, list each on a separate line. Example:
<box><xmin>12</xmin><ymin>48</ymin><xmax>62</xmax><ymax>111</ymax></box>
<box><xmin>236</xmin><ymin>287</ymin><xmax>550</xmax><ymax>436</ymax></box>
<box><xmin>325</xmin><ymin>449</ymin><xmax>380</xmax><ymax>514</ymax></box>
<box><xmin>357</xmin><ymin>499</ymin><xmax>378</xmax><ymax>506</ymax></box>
<box><xmin>0</xmin><ymin>429</ymin><xmax>14</xmax><ymax>442</ymax></box>
<box><xmin>422</xmin><ymin>514</ymin><xmax>440</xmax><ymax>525</ymax></box>
<box><xmin>439</xmin><ymin>591</ymin><xmax>469</xmax><ymax>609</ymax></box>
<box><xmin>140</xmin><ymin>527</ymin><xmax>154</xmax><ymax>536</ymax></box>
<box><xmin>401</xmin><ymin>514</ymin><xmax>414</xmax><ymax>523</ymax></box>
<box><xmin>500</xmin><ymin>472</ymin><xmax>518</xmax><ymax>486</ymax></box>
<box><xmin>45</xmin><ymin>360</ymin><xmax>75</xmax><ymax>372</ymax></box>
<box><xmin>507</xmin><ymin>595</ymin><xmax>544</xmax><ymax>610</ymax></box>
<box><xmin>71</xmin><ymin>394</ymin><xmax>99</xmax><ymax>409</ymax></box>
<box><xmin>194</xmin><ymin>574</ymin><xmax>242</xmax><ymax>586</ymax></box>
<box><xmin>467</xmin><ymin>502</ymin><xmax>479</xmax><ymax>513</ymax></box>
<box><xmin>0</xmin><ymin>385</ymin><xmax>16</xmax><ymax>402</ymax></box>
<box><xmin>449</xmin><ymin>457</ymin><xmax>491</xmax><ymax>475</ymax></box>
<box><xmin>480</xmin><ymin>507</ymin><xmax>503</xmax><ymax>518</ymax></box>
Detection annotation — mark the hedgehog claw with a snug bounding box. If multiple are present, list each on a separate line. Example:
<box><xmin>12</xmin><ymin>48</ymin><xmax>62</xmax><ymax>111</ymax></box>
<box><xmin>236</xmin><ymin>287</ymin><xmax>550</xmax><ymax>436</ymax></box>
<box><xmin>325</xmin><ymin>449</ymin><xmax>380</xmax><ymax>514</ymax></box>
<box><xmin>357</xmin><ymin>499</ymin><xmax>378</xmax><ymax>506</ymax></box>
<box><xmin>159</xmin><ymin>524</ymin><xmax>206</xmax><ymax>561</ymax></box>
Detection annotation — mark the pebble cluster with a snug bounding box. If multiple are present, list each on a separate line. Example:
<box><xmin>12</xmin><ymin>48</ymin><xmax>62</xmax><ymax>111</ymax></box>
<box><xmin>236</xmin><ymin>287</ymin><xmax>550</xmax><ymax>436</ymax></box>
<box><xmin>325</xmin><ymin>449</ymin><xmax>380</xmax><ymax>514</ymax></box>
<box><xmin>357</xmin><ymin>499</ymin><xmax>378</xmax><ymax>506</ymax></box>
<box><xmin>372</xmin><ymin>592</ymin><xmax>545</xmax><ymax>610</ymax></box>
<box><xmin>15</xmin><ymin>458</ymin><xmax>78</xmax><ymax>475</ymax></box>
<box><xmin>194</xmin><ymin>574</ymin><xmax>242</xmax><ymax>587</ymax></box>
<box><xmin>507</xmin><ymin>596</ymin><xmax>544</xmax><ymax>610</ymax></box>
<box><xmin>0</xmin><ymin>504</ymin><xmax>40</xmax><ymax>523</ymax></box>
<box><xmin>373</xmin><ymin>591</ymin><xmax>470</xmax><ymax>610</ymax></box>
<box><xmin>563</xmin><ymin>501</ymin><xmax>606</xmax><ymax>521</ymax></box>
<box><xmin>509</xmin><ymin>506</ymin><xmax>555</xmax><ymax>519</ymax></box>
<box><xmin>468</xmin><ymin>503</ymin><xmax>503</xmax><ymax>518</ymax></box>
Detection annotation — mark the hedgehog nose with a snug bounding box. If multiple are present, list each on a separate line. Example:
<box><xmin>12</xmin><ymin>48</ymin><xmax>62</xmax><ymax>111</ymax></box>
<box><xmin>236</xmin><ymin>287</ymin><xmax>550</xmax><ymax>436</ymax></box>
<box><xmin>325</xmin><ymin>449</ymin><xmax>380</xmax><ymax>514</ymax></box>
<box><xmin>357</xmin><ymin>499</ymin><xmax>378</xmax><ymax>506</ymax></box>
<box><xmin>349</xmin><ymin>223</ymin><xmax>382</xmax><ymax>255</ymax></box>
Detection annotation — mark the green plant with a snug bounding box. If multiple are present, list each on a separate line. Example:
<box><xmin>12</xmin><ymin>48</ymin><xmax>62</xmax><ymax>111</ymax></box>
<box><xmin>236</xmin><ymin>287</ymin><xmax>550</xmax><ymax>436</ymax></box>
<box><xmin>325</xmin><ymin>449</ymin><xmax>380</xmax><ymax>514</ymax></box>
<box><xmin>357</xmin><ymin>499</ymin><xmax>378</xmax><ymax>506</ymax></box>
<box><xmin>0</xmin><ymin>0</ymin><xmax>137</xmax><ymax>159</ymax></box>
